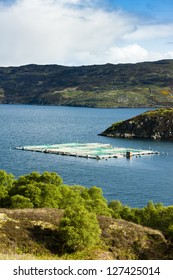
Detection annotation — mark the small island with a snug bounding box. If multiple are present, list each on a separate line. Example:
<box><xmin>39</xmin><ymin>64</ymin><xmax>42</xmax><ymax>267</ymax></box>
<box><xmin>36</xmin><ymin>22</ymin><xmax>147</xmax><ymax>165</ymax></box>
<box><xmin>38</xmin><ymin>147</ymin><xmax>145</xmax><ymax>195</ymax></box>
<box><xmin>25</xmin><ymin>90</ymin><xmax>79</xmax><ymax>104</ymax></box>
<box><xmin>99</xmin><ymin>108</ymin><xmax>173</xmax><ymax>140</ymax></box>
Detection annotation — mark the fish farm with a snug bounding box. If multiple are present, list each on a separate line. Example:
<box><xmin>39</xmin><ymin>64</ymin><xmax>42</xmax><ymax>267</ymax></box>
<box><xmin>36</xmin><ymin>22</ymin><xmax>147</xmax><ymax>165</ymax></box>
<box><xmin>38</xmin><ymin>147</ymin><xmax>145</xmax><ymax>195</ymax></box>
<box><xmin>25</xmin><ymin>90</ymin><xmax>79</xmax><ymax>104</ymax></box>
<box><xmin>15</xmin><ymin>143</ymin><xmax>159</xmax><ymax>160</ymax></box>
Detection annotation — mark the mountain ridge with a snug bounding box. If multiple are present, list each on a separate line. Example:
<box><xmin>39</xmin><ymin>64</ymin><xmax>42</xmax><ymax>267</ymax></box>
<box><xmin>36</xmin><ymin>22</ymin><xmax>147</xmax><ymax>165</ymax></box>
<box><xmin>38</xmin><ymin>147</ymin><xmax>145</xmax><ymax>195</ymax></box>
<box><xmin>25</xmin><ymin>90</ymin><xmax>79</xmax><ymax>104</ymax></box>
<box><xmin>0</xmin><ymin>59</ymin><xmax>173</xmax><ymax>107</ymax></box>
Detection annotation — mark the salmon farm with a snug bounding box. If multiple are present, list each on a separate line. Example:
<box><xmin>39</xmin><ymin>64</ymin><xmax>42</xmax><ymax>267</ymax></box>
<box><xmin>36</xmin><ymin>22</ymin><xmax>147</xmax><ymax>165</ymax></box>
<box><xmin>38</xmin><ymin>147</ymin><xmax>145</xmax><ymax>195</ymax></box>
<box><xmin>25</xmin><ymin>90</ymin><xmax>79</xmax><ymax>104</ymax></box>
<box><xmin>15</xmin><ymin>143</ymin><xmax>159</xmax><ymax>160</ymax></box>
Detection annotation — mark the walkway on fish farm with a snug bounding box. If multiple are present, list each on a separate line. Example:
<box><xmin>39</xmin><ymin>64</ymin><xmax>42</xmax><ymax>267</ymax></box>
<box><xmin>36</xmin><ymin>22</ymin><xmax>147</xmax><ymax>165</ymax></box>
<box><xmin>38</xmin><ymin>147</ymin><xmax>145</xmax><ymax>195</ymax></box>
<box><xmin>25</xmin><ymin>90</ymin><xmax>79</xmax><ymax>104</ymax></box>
<box><xmin>15</xmin><ymin>143</ymin><xmax>159</xmax><ymax>159</ymax></box>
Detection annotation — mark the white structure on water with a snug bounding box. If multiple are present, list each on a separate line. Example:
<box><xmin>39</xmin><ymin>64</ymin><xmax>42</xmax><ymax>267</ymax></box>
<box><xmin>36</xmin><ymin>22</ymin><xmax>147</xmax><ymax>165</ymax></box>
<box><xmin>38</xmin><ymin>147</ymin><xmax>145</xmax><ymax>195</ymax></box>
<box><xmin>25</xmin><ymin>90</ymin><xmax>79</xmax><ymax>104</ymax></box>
<box><xmin>15</xmin><ymin>143</ymin><xmax>159</xmax><ymax>160</ymax></box>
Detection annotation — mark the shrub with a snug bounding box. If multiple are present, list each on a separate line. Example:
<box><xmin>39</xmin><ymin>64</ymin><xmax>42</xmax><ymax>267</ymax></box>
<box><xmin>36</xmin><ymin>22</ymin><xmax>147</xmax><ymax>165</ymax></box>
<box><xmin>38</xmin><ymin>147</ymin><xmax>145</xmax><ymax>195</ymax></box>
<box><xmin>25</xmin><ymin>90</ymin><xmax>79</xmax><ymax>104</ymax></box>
<box><xmin>10</xmin><ymin>195</ymin><xmax>34</xmax><ymax>208</ymax></box>
<box><xmin>59</xmin><ymin>204</ymin><xmax>101</xmax><ymax>252</ymax></box>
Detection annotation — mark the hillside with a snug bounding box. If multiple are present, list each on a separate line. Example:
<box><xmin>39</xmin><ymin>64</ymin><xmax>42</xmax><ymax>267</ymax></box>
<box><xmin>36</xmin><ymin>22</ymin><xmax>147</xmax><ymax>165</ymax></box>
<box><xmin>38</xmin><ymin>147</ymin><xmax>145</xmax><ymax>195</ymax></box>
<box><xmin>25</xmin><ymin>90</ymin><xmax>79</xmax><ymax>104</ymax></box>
<box><xmin>0</xmin><ymin>170</ymin><xmax>173</xmax><ymax>260</ymax></box>
<box><xmin>0</xmin><ymin>59</ymin><xmax>173</xmax><ymax>107</ymax></box>
<box><xmin>0</xmin><ymin>209</ymin><xmax>170</xmax><ymax>260</ymax></box>
<box><xmin>99</xmin><ymin>108</ymin><xmax>173</xmax><ymax>140</ymax></box>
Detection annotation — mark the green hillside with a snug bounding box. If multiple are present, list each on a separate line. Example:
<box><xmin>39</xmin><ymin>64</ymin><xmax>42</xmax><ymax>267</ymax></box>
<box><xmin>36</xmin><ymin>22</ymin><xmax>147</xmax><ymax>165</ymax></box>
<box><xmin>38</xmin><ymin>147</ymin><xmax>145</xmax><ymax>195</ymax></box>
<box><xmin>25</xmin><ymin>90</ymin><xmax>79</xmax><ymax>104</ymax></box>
<box><xmin>0</xmin><ymin>170</ymin><xmax>173</xmax><ymax>260</ymax></box>
<box><xmin>0</xmin><ymin>59</ymin><xmax>173</xmax><ymax>107</ymax></box>
<box><xmin>0</xmin><ymin>208</ymin><xmax>170</xmax><ymax>260</ymax></box>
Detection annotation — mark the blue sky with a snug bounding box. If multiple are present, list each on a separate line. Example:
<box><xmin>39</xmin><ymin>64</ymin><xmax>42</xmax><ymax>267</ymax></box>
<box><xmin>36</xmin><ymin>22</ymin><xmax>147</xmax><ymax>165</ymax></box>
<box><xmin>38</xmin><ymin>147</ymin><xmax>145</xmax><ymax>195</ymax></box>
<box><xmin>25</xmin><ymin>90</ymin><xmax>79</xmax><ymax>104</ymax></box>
<box><xmin>0</xmin><ymin>0</ymin><xmax>173</xmax><ymax>66</ymax></box>
<box><xmin>109</xmin><ymin>0</ymin><xmax>172</xmax><ymax>16</ymax></box>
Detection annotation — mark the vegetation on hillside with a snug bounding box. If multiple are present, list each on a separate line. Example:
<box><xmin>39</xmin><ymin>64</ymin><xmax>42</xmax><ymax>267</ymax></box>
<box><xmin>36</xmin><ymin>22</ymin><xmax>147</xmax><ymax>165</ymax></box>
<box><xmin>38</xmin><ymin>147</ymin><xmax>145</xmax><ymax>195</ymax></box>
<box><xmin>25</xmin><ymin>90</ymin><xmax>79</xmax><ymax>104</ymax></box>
<box><xmin>0</xmin><ymin>170</ymin><xmax>173</xmax><ymax>259</ymax></box>
<box><xmin>1</xmin><ymin>59</ymin><xmax>173</xmax><ymax>107</ymax></box>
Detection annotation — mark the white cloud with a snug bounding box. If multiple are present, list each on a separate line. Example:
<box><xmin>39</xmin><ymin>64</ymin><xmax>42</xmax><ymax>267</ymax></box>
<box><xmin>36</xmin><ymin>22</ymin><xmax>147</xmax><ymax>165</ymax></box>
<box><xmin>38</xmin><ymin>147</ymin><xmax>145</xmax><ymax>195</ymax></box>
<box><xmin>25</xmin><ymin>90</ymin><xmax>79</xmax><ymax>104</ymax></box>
<box><xmin>0</xmin><ymin>0</ymin><xmax>136</xmax><ymax>65</ymax></box>
<box><xmin>105</xmin><ymin>44</ymin><xmax>148</xmax><ymax>64</ymax></box>
<box><xmin>0</xmin><ymin>0</ymin><xmax>172</xmax><ymax>66</ymax></box>
<box><xmin>124</xmin><ymin>23</ymin><xmax>173</xmax><ymax>41</ymax></box>
<box><xmin>104</xmin><ymin>44</ymin><xmax>173</xmax><ymax>65</ymax></box>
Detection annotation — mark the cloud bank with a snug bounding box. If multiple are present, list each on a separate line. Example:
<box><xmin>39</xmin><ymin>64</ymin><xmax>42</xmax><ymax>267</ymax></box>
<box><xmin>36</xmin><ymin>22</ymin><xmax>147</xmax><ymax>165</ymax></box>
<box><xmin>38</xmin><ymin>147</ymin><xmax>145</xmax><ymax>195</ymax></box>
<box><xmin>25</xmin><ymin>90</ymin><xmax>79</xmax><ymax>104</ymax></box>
<box><xmin>0</xmin><ymin>0</ymin><xmax>173</xmax><ymax>66</ymax></box>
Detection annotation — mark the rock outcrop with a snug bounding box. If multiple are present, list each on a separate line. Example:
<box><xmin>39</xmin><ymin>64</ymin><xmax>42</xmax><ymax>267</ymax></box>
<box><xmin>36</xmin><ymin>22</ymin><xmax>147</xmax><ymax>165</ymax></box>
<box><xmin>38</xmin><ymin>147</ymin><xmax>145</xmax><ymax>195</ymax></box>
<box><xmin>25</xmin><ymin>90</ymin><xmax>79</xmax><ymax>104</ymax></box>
<box><xmin>100</xmin><ymin>108</ymin><xmax>173</xmax><ymax>140</ymax></box>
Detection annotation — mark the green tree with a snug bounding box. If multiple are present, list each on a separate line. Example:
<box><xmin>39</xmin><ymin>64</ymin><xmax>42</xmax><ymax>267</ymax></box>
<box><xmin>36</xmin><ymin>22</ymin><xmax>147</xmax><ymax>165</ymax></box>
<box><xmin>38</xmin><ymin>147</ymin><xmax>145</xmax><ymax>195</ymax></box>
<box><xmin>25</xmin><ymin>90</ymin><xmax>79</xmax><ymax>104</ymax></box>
<box><xmin>167</xmin><ymin>224</ymin><xmax>173</xmax><ymax>240</ymax></box>
<box><xmin>85</xmin><ymin>186</ymin><xmax>111</xmax><ymax>216</ymax></box>
<box><xmin>40</xmin><ymin>171</ymin><xmax>63</xmax><ymax>186</ymax></box>
<box><xmin>10</xmin><ymin>194</ymin><xmax>34</xmax><ymax>208</ymax></box>
<box><xmin>108</xmin><ymin>200</ymin><xmax>123</xmax><ymax>218</ymax></box>
<box><xmin>9</xmin><ymin>183</ymin><xmax>42</xmax><ymax>207</ymax></box>
<box><xmin>9</xmin><ymin>171</ymin><xmax>63</xmax><ymax>208</ymax></box>
<box><xmin>0</xmin><ymin>170</ymin><xmax>14</xmax><ymax>207</ymax></box>
<box><xmin>59</xmin><ymin>204</ymin><xmax>101</xmax><ymax>252</ymax></box>
<box><xmin>58</xmin><ymin>185</ymin><xmax>85</xmax><ymax>209</ymax></box>
<box><xmin>14</xmin><ymin>171</ymin><xmax>63</xmax><ymax>187</ymax></box>
<box><xmin>120</xmin><ymin>205</ymin><xmax>133</xmax><ymax>220</ymax></box>
<box><xmin>38</xmin><ymin>182</ymin><xmax>61</xmax><ymax>208</ymax></box>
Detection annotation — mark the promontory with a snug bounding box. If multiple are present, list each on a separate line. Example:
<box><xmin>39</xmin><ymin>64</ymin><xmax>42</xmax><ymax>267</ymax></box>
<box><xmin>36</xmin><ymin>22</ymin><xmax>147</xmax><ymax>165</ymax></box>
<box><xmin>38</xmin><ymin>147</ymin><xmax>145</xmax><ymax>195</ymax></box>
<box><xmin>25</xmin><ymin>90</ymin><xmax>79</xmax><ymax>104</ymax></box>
<box><xmin>99</xmin><ymin>108</ymin><xmax>173</xmax><ymax>140</ymax></box>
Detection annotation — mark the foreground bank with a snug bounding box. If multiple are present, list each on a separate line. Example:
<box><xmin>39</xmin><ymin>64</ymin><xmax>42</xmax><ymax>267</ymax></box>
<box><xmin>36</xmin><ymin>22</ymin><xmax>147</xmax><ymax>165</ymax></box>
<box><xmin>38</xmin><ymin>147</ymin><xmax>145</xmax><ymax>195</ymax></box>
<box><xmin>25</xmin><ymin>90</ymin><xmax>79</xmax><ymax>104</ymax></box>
<box><xmin>0</xmin><ymin>170</ymin><xmax>173</xmax><ymax>260</ymax></box>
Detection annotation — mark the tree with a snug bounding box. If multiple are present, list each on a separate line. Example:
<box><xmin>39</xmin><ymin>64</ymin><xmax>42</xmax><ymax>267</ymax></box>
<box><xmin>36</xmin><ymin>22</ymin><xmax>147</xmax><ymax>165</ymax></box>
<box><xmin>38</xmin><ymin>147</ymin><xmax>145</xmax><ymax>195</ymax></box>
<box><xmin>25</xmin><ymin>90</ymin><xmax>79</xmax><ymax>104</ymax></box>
<box><xmin>167</xmin><ymin>224</ymin><xmax>173</xmax><ymax>240</ymax></box>
<box><xmin>40</xmin><ymin>171</ymin><xmax>63</xmax><ymax>186</ymax></box>
<box><xmin>14</xmin><ymin>171</ymin><xmax>63</xmax><ymax>187</ymax></box>
<box><xmin>0</xmin><ymin>170</ymin><xmax>14</xmax><ymax>207</ymax></box>
<box><xmin>10</xmin><ymin>195</ymin><xmax>34</xmax><ymax>208</ymax></box>
<box><xmin>58</xmin><ymin>185</ymin><xmax>85</xmax><ymax>209</ymax></box>
<box><xmin>59</xmin><ymin>204</ymin><xmax>101</xmax><ymax>252</ymax></box>
<box><xmin>85</xmin><ymin>186</ymin><xmax>111</xmax><ymax>216</ymax></box>
<box><xmin>38</xmin><ymin>182</ymin><xmax>61</xmax><ymax>208</ymax></box>
<box><xmin>9</xmin><ymin>183</ymin><xmax>42</xmax><ymax>207</ymax></box>
<box><xmin>108</xmin><ymin>200</ymin><xmax>123</xmax><ymax>218</ymax></box>
<box><xmin>9</xmin><ymin>171</ymin><xmax>63</xmax><ymax>208</ymax></box>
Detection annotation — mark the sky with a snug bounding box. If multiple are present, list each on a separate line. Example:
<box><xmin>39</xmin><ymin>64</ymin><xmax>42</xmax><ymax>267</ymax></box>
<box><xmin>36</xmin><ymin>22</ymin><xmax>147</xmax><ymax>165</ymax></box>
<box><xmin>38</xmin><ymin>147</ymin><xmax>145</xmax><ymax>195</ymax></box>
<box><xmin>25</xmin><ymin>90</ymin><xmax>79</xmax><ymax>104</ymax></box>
<box><xmin>0</xmin><ymin>0</ymin><xmax>173</xmax><ymax>66</ymax></box>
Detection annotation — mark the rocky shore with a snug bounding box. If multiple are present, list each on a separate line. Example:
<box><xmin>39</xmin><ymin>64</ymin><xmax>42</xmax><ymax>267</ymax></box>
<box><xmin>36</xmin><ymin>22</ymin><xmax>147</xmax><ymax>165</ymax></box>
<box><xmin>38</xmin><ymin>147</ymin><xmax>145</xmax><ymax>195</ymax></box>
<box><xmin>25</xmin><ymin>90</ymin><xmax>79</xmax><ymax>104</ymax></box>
<box><xmin>99</xmin><ymin>108</ymin><xmax>173</xmax><ymax>140</ymax></box>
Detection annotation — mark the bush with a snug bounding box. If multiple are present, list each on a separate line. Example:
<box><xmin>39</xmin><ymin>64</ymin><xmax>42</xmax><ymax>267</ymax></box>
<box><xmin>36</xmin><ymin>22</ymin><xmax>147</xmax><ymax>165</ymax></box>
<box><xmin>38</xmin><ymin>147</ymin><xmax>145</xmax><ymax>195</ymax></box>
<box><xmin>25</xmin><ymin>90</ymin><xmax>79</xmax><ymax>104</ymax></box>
<box><xmin>0</xmin><ymin>170</ymin><xmax>15</xmax><ymax>207</ymax></box>
<box><xmin>10</xmin><ymin>195</ymin><xmax>34</xmax><ymax>208</ymax></box>
<box><xmin>108</xmin><ymin>200</ymin><xmax>123</xmax><ymax>218</ymax></box>
<box><xmin>59</xmin><ymin>204</ymin><xmax>101</xmax><ymax>252</ymax></box>
<box><xmin>85</xmin><ymin>186</ymin><xmax>111</xmax><ymax>216</ymax></box>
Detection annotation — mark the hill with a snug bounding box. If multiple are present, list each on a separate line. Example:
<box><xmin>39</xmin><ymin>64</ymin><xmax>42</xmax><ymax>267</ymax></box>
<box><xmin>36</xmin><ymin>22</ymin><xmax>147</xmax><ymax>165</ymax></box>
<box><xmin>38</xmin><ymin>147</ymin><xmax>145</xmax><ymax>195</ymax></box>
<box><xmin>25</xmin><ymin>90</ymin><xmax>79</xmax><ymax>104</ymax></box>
<box><xmin>0</xmin><ymin>209</ymin><xmax>170</xmax><ymax>260</ymax></box>
<box><xmin>0</xmin><ymin>170</ymin><xmax>173</xmax><ymax>260</ymax></box>
<box><xmin>99</xmin><ymin>108</ymin><xmax>173</xmax><ymax>140</ymax></box>
<box><xmin>0</xmin><ymin>60</ymin><xmax>173</xmax><ymax>107</ymax></box>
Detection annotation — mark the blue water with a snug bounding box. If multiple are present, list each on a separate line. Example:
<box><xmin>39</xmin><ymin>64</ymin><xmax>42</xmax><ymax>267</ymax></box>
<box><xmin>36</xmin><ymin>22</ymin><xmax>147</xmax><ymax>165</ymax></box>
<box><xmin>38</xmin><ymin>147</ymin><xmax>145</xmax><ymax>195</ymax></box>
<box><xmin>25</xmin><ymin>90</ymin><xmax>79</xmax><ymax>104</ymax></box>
<box><xmin>0</xmin><ymin>104</ymin><xmax>173</xmax><ymax>207</ymax></box>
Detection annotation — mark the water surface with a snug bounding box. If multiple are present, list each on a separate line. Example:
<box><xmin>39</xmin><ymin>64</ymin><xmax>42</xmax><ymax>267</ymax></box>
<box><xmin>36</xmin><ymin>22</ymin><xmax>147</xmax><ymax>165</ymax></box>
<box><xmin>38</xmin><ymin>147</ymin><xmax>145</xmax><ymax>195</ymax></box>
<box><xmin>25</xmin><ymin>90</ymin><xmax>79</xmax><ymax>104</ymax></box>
<box><xmin>0</xmin><ymin>104</ymin><xmax>172</xmax><ymax>207</ymax></box>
